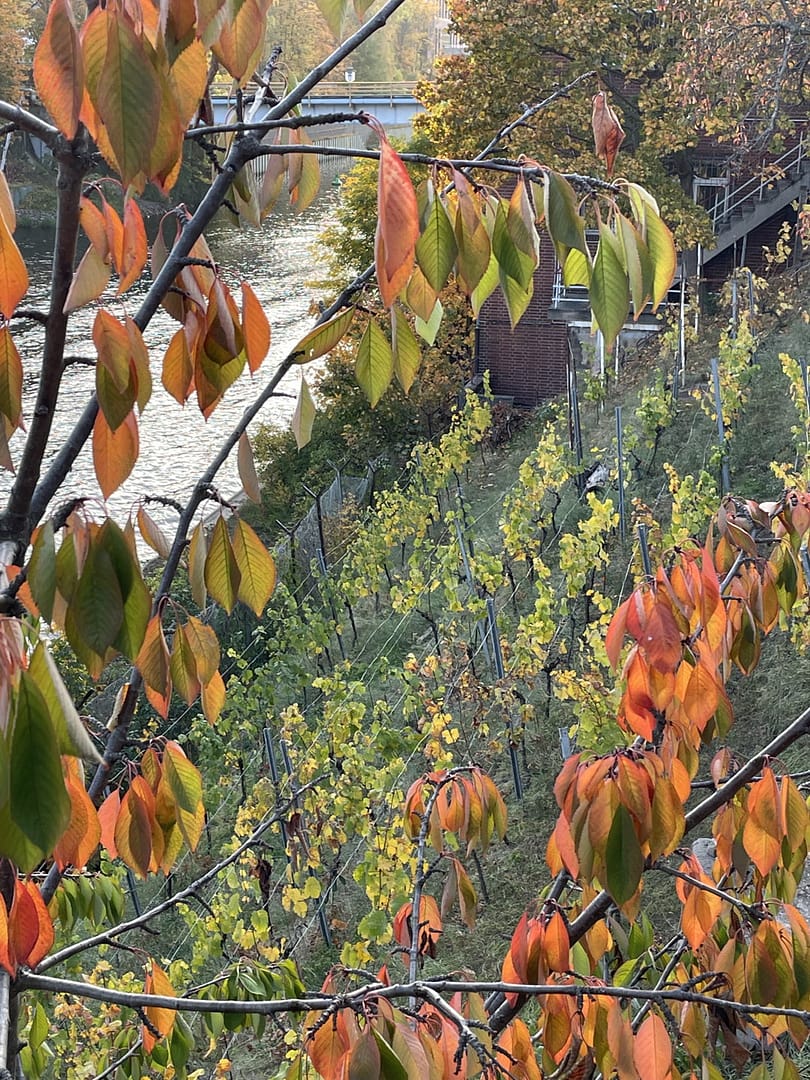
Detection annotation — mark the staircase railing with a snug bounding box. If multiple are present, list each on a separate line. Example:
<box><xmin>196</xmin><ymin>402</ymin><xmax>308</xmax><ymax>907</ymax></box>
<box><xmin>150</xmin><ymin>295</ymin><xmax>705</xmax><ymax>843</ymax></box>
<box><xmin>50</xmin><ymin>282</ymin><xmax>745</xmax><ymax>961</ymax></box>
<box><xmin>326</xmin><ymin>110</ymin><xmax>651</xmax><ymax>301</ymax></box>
<box><xmin>708</xmin><ymin>131</ymin><xmax>808</xmax><ymax>230</ymax></box>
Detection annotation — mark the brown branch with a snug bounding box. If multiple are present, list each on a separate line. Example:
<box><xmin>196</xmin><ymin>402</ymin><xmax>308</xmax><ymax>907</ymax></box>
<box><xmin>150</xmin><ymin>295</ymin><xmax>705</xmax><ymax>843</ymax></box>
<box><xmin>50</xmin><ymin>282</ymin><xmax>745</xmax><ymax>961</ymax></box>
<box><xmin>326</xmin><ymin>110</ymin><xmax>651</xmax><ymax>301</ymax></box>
<box><xmin>13</xmin><ymin>974</ymin><xmax>810</xmax><ymax>1028</ymax></box>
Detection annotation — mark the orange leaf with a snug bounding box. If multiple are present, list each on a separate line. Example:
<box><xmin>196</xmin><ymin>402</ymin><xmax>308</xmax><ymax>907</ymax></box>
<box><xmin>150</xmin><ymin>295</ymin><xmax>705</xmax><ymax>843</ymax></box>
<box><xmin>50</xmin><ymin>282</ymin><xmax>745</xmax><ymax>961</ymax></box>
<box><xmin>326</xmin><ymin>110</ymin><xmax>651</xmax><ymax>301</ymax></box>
<box><xmin>136</xmin><ymin>614</ymin><xmax>172</xmax><ymax>718</ymax></box>
<box><xmin>542</xmin><ymin>910</ymin><xmax>569</xmax><ymax>973</ymax></box>
<box><xmin>241</xmin><ymin>282</ymin><xmax>271</xmax><ymax>374</ymax></box>
<box><xmin>0</xmin><ymin>210</ymin><xmax>29</xmax><ymax>320</ymax></box>
<box><xmin>93</xmin><ymin>409</ymin><xmax>139</xmax><ymax>499</ymax></box>
<box><xmin>632</xmin><ymin>1012</ymin><xmax>672</xmax><ymax>1080</ymax></box>
<box><xmin>98</xmin><ymin>788</ymin><xmax>121</xmax><ymax>857</ymax></box>
<box><xmin>370</xmin><ymin>121</ymin><xmax>418</xmax><ymax>308</ymax></box>
<box><xmin>201</xmin><ymin>668</ymin><xmax>225</xmax><ymax>725</ymax></box>
<box><xmin>54</xmin><ymin>764</ymin><xmax>102</xmax><ymax>871</ymax></box>
<box><xmin>33</xmin><ymin>0</ymin><xmax>83</xmax><ymax>139</ymax></box>
<box><xmin>743</xmin><ymin>767</ymin><xmax>783</xmax><ymax>876</ymax></box>
<box><xmin>115</xmin><ymin>777</ymin><xmax>155</xmax><ymax>878</ymax></box>
<box><xmin>162</xmin><ymin>325</ymin><xmax>195</xmax><ymax>406</ymax></box>
<box><xmin>15</xmin><ymin>881</ymin><xmax>54</xmax><ymax>969</ymax></box>
<box><xmin>118</xmin><ymin>197</ymin><xmax>148</xmax><ymax>294</ymax></box>
<box><xmin>0</xmin><ymin>896</ymin><xmax>12</xmax><ymax>976</ymax></box>
<box><xmin>143</xmin><ymin>961</ymin><xmax>177</xmax><ymax>1053</ymax></box>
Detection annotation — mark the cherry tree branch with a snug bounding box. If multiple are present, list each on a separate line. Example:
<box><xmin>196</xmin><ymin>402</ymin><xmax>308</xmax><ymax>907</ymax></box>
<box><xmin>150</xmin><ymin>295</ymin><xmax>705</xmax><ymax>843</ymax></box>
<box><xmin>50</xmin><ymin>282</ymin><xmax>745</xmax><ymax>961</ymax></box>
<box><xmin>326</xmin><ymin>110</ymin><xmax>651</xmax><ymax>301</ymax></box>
<box><xmin>14</xmin><ymin>974</ymin><xmax>810</xmax><ymax>1027</ymax></box>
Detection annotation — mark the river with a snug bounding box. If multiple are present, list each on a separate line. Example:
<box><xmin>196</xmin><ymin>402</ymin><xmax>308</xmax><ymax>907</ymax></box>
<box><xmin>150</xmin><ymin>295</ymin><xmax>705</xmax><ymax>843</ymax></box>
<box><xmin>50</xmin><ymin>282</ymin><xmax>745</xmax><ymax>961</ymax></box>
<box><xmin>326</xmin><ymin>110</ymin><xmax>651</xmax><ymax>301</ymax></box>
<box><xmin>6</xmin><ymin>190</ymin><xmax>339</xmax><ymax>533</ymax></box>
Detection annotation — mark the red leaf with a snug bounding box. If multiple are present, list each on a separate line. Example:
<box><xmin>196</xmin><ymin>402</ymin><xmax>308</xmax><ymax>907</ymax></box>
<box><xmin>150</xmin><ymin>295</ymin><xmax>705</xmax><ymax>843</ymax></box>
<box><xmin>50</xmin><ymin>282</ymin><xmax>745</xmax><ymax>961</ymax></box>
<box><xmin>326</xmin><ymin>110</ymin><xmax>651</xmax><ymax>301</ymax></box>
<box><xmin>369</xmin><ymin>119</ymin><xmax>418</xmax><ymax>308</ymax></box>
<box><xmin>632</xmin><ymin>1012</ymin><xmax>672</xmax><ymax>1080</ymax></box>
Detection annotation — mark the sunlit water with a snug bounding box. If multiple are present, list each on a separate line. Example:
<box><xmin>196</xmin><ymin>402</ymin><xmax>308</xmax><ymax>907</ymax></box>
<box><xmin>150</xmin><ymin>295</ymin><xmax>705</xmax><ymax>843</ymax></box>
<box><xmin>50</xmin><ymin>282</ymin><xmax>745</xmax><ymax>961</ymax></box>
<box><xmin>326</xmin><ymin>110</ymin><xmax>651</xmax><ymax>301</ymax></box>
<box><xmin>6</xmin><ymin>192</ymin><xmax>339</xmax><ymax>534</ymax></box>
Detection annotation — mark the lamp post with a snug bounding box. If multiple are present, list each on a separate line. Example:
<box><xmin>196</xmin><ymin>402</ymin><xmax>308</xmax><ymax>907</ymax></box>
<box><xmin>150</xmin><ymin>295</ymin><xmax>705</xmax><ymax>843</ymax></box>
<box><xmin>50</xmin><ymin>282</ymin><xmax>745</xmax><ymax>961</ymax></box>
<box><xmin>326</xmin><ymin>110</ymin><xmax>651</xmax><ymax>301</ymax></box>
<box><xmin>344</xmin><ymin>65</ymin><xmax>355</xmax><ymax>108</ymax></box>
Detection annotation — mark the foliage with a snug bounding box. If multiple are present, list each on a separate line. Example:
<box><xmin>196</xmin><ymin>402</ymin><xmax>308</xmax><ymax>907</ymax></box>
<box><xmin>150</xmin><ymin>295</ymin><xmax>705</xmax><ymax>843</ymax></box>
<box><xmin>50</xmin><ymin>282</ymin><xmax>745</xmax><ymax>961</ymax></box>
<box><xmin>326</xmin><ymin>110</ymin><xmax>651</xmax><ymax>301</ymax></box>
<box><xmin>2</xmin><ymin>0</ymin><xmax>810</xmax><ymax>1078</ymax></box>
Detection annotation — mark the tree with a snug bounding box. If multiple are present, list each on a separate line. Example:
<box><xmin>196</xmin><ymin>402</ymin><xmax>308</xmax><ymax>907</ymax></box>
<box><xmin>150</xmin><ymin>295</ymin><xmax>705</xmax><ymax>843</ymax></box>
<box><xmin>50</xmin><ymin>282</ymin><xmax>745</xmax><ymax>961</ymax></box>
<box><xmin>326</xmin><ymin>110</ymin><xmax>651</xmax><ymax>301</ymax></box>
<box><xmin>3</xmin><ymin>1</ymin><xmax>810</xmax><ymax>1079</ymax></box>
<box><xmin>416</xmin><ymin>0</ymin><xmax>810</xmax><ymax>247</ymax></box>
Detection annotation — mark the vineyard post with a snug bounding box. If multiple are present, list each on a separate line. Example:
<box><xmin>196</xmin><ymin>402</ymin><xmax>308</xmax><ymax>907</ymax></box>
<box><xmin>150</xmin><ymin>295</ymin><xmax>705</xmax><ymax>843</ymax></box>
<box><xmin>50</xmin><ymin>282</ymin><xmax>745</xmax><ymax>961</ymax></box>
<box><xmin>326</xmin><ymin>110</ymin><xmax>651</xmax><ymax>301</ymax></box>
<box><xmin>0</xmin><ymin>971</ymin><xmax>8</xmax><ymax>1075</ymax></box>
<box><xmin>568</xmin><ymin>359</ymin><xmax>584</xmax><ymax>494</ymax></box>
<box><xmin>747</xmin><ymin>269</ymin><xmax>755</xmax><ymax>335</ymax></box>
<box><xmin>485</xmin><ymin>597</ymin><xmax>524</xmax><ymax>799</ymax></box>
<box><xmin>637</xmin><ymin>522</ymin><xmax>653</xmax><ymax>580</ymax></box>
<box><xmin>799</xmin><ymin>356</ymin><xmax>810</xmax><ymax>416</ymax></box>
<box><xmin>615</xmin><ymin>405</ymin><xmax>626</xmax><ymax>543</ymax></box>
<box><xmin>315</xmin><ymin>548</ymin><xmax>347</xmax><ymax>661</ymax></box>
<box><xmin>679</xmin><ymin>274</ymin><xmax>687</xmax><ymax>383</ymax></box>
<box><xmin>731</xmin><ymin>274</ymin><xmax>739</xmax><ymax>334</ymax></box>
<box><xmin>710</xmin><ymin>357</ymin><xmax>732</xmax><ymax>492</ymax></box>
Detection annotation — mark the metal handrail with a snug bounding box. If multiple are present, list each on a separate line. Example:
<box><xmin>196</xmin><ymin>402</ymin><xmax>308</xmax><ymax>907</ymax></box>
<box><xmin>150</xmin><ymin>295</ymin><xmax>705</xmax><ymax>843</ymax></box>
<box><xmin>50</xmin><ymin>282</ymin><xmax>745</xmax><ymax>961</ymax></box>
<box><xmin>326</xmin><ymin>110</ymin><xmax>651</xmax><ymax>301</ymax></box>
<box><xmin>210</xmin><ymin>80</ymin><xmax>418</xmax><ymax>99</ymax></box>
<box><xmin>708</xmin><ymin>131</ymin><xmax>808</xmax><ymax>228</ymax></box>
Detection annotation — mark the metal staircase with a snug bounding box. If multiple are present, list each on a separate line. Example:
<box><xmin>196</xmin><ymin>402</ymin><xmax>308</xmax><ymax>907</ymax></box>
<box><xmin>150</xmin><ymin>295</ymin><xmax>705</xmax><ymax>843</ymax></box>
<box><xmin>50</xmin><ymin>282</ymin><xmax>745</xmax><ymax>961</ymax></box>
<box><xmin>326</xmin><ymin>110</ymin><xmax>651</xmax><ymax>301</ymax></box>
<box><xmin>701</xmin><ymin>132</ymin><xmax>810</xmax><ymax>264</ymax></box>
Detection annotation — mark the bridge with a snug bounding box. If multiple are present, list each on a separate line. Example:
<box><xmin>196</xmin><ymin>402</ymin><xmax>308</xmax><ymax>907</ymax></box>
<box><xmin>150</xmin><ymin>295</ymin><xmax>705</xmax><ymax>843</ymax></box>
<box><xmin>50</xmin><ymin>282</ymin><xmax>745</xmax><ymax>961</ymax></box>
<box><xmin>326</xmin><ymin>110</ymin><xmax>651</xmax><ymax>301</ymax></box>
<box><xmin>210</xmin><ymin>81</ymin><xmax>422</xmax><ymax>137</ymax></box>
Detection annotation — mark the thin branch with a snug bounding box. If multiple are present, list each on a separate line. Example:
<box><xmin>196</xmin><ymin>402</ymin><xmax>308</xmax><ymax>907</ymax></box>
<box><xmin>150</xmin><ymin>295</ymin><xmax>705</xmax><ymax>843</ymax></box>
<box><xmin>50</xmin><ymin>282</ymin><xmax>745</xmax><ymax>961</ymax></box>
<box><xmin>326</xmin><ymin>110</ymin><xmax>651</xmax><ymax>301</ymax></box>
<box><xmin>14</xmin><ymin>974</ymin><xmax>810</xmax><ymax>1027</ymax></box>
<box><xmin>90</xmin><ymin>1037</ymin><xmax>143</xmax><ymax>1080</ymax></box>
<box><xmin>653</xmin><ymin>863</ymin><xmax>762</xmax><ymax>918</ymax></box>
<box><xmin>0</xmin><ymin>100</ymin><xmax>60</xmax><ymax>149</ymax></box>
<box><xmin>186</xmin><ymin>112</ymin><xmax>370</xmax><ymax>139</ymax></box>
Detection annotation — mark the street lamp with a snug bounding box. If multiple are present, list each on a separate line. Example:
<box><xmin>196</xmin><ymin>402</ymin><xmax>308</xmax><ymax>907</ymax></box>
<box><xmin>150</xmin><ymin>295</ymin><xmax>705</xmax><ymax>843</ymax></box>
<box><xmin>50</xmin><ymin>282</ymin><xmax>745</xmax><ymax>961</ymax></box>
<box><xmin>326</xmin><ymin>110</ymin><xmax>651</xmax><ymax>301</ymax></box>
<box><xmin>344</xmin><ymin>65</ymin><xmax>355</xmax><ymax>107</ymax></box>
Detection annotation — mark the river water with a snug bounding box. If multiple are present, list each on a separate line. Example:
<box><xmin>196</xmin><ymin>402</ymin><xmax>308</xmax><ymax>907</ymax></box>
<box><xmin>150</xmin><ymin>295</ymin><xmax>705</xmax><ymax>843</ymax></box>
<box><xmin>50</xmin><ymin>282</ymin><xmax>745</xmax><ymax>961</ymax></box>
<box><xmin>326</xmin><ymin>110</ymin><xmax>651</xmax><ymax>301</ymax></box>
<box><xmin>7</xmin><ymin>191</ymin><xmax>339</xmax><ymax>532</ymax></box>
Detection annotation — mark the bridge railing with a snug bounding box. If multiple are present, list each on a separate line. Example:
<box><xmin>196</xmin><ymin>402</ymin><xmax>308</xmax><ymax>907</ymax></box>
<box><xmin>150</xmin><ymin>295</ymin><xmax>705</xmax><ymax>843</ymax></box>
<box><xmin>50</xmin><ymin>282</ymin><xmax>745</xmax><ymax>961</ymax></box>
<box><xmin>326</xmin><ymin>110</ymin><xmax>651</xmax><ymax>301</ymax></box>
<box><xmin>210</xmin><ymin>79</ymin><xmax>418</xmax><ymax>100</ymax></box>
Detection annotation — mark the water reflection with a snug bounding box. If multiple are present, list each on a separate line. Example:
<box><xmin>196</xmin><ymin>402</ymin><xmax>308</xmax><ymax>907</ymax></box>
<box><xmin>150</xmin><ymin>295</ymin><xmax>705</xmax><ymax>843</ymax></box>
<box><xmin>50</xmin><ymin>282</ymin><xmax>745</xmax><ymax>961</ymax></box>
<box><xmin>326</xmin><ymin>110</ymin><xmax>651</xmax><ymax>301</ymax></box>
<box><xmin>7</xmin><ymin>192</ymin><xmax>338</xmax><ymax>533</ymax></box>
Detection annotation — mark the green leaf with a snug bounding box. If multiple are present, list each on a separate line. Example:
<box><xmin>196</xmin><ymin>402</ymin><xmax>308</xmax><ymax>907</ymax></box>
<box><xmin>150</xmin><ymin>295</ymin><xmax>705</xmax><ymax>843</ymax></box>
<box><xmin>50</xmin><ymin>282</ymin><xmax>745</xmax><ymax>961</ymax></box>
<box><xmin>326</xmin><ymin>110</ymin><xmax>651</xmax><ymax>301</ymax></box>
<box><xmin>204</xmin><ymin>516</ymin><xmax>241</xmax><ymax>615</ymax></box>
<box><xmin>311</xmin><ymin>0</ymin><xmax>349</xmax><ymax>37</ymax></box>
<box><xmin>605</xmin><ymin>803</ymin><xmax>643</xmax><ymax>905</ymax></box>
<box><xmin>28</xmin><ymin>520</ymin><xmax>56</xmax><ymax>623</ymax></box>
<box><xmin>66</xmin><ymin>542</ymin><xmax>124</xmax><ymax>657</ymax></box>
<box><xmin>28</xmin><ymin>643</ymin><xmax>102</xmax><ymax>761</ymax></box>
<box><xmin>163</xmin><ymin>744</ymin><xmax>203</xmax><ymax>840</ymax></box>
<box><xmin>544</xmin><ymin>170</ymin><xmax>588</xmax><ymax>269</ymax></box>
<box><xmin>590</xmin><ymin>222</ymin><xmax>629</xmax><ymax>351</ymax></box>
<box><xmin>82</xmin><ymin>7</ymin><xmax>161</xmax><ymax>186</ymax></box>
<box><xmin>10</xmin><ymin>671</ymin><xmax>70</xmax><ymax>859</ymax></box>
<box><xmin>414</xmin><ymin>297</ymin><xmax>443</xmax><ymax>345</ymax></box>
<box><xmin>292</xmin><ymin>374</ymin><xmax>316</xmax><ymax>449</ymax></box>
<box><xmin>355</xmin><ymin>319</ymin><xmax>393</xmax><ymax>407</ymax></box>
<box><xmin>292</xmin><ymin>308</ymin><xmax>355</xmax><ymax>365</ymax></box>
<box><xmin>492</xmin><ymin>198</ymin><xmax>533</xmax><ymax>290</ymax></box>
<box><xmin>99</xmin><ymin>519</ymin><xmax>151</xmax><ymax>661</ymax></box>
<box><xmin>392</xmin><ymin>306</ymin><xmax>421</xmax><ymax>394</ymax></box>
<box><xmin>373</xmin><ymin>1032</ymin><xmax>408</xmax><ymax>1080</ymax></box>
<box><xmin>499</xmin><ymin>270</ymin><xmax>533</xmax><ymax>330</ymax></box>
<box><xmin>471</xmin><ymin>251</ymin><xmax>499</xmax><ymax>317</ymax></box>
<box><xmin>232</xmin><ymin>517</ymin><xmax>276</xmax><ymax>615</ymax></box>
<box><xmin>563</xmin><ymin>248</ymin><xmax>590</xmax><ymax>287</ymax></box>
<box><xmin>415</xmin><ymin>188</ymin><xmax>457</xmax><ymax>293</ymax></box>
<box><xmin>453</xmin><ymin>191</ymin><xmax>490</xmax><ymax>295</ymax></box>
<box><xmin>617</xmin><ymin>213</ymin><xmax>653</xmax><ymax>318</ymax></box>
<box><xmin>644</xmin><ymin>207</ymin><xmax>677</xmax><ymax>310</ymax></box>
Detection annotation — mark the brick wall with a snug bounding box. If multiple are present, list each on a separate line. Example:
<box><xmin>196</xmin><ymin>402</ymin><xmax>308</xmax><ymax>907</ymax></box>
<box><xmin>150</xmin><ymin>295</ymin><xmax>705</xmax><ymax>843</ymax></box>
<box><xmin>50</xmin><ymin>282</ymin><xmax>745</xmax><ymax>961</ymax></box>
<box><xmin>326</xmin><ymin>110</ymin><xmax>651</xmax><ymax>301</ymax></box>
<box><xmin>476</xmin><ymin>233</ymin><xmax>569</xmax><ymax>407</ymax></box>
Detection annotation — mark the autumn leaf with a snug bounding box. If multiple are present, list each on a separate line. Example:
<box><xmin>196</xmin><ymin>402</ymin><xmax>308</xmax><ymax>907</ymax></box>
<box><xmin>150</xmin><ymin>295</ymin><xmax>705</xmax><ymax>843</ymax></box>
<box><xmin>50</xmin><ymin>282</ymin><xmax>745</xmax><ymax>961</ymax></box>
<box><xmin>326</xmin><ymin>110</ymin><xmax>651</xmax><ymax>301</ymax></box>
<box><xmin>33</xmin><ymin>0</ymin><xmax>83</xmax><ymax>139</ymax></box>
<box><xmin>369</xmin><ymin>118</ymin><xmax>419</xmax><ymax>308</ymax></box>
<box><xmin>592</xmin><ymin>91</ymin><xmax>625</xmax><ymax>178</ymax></box>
